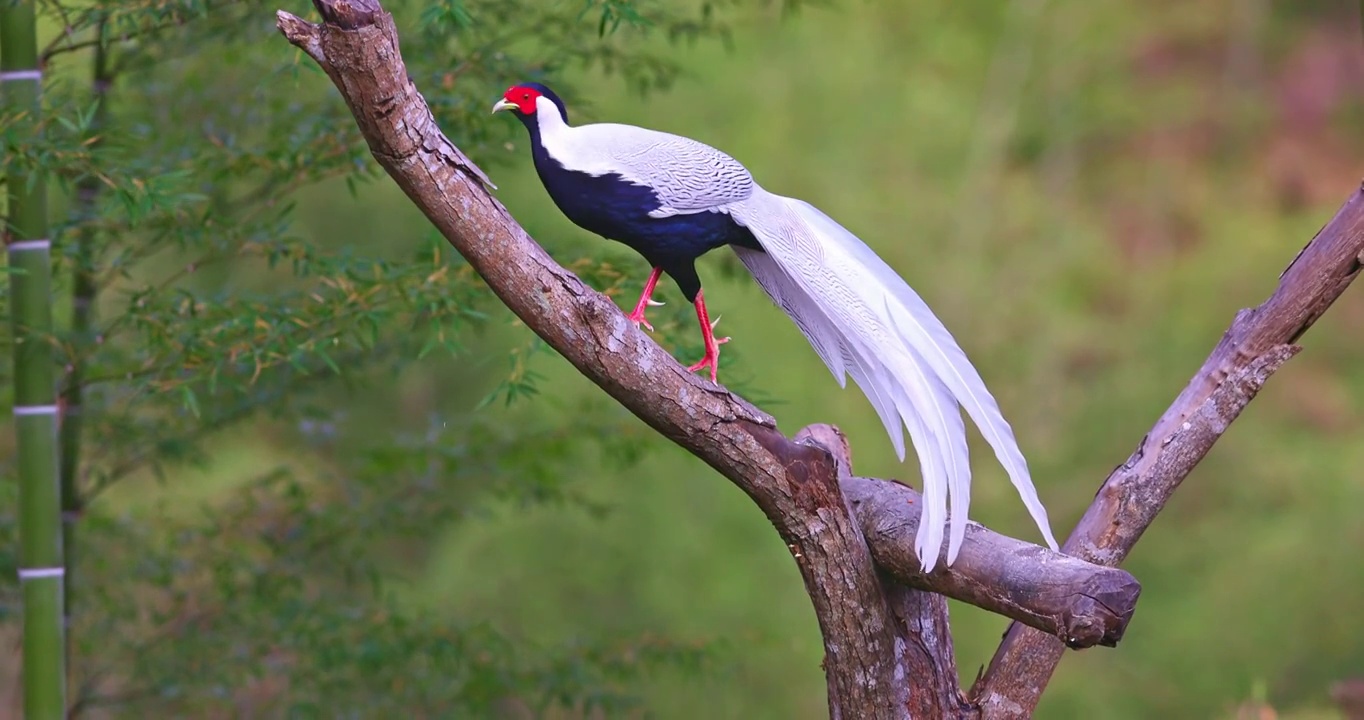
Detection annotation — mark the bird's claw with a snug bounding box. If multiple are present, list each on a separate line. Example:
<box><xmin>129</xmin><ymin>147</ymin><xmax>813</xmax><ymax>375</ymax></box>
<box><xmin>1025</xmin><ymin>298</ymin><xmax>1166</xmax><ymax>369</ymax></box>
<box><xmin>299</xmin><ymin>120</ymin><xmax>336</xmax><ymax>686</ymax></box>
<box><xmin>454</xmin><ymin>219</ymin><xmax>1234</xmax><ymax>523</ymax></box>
<box><xmin>646</xmin><ymin>298</ymin><xmax>666</xmax><ymax>307</ymax></box>
<box><xmin>687</xmin><ymin>330</ymin><xmax>730</xmax><ymax>383</ymax></box>
<box><xmin>686</xmin><ymin>354</ymin><xmax>721</xmax><ymax>383</ymax></box>
<box><xmin>626</xmin><ymin>309</ymin><xmax>654</xmax><ymax>332</ymax></box>
<box><xmin>627</xmin><ymin>267</ymin><xmax>664</xmax><ymax>333</ymax></box>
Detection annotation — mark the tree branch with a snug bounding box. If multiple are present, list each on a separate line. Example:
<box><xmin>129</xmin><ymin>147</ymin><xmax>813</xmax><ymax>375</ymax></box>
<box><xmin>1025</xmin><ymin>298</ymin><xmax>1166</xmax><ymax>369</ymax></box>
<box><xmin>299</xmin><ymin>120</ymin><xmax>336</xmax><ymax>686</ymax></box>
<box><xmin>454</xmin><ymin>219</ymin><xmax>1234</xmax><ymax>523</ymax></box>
<box><xmin>845</xmin><ymin>476</ymin><xmax>1139</xmax><ymax>649</ymax></box>
<box><xmin>273</xmin><ymin>3</ymin><xmax>1139</xmax><ymax>715</ymax></box>
<box><xmin>971</xmin><ymin>187</ymin><xmax>1364</xmax><ymax>715</ymax></box>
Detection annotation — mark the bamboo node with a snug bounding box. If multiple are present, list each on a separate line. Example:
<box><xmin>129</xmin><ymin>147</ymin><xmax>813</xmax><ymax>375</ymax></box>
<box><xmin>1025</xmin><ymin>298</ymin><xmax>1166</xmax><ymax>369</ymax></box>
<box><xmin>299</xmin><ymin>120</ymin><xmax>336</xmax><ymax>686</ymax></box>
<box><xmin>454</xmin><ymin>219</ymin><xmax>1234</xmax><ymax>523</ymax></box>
<box><xmin>0</xmin><ymin>69</ymin><xmax>42</xmax><ymax>82</ymax></box>
<box><xmin>7</xmin><ymin>238</ymin><xmax>51</xmax><ymax>251</ymax></box>
<box><xmin>12</xmin><ymin>404</ymin><xmax>60</xmax><ymax>416</ymax></box>
<box><xmin>17</xmin><ymin>567</ymin><xmax>65</xmax><ymax>580</ymax></box>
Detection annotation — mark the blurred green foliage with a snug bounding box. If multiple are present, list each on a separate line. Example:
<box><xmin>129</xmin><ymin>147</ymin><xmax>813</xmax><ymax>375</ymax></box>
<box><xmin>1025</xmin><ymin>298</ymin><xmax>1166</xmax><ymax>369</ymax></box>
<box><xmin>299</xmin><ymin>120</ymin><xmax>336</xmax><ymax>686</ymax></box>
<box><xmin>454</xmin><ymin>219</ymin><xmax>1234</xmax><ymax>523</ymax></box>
<box><xmin>3</xmin><ymin>0</ymin><xmax>1364</xmax><ymax>717</ymax></box>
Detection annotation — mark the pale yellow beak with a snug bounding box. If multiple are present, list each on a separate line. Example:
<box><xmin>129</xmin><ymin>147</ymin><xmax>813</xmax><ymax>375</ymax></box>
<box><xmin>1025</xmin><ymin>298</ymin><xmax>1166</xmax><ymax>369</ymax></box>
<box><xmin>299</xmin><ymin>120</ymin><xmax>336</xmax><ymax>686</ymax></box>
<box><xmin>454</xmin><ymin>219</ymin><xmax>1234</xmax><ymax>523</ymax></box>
<box><xmin>491</xmin><ymin>99</ymin><xmax>518</xmax><ymax>114</ymax></box>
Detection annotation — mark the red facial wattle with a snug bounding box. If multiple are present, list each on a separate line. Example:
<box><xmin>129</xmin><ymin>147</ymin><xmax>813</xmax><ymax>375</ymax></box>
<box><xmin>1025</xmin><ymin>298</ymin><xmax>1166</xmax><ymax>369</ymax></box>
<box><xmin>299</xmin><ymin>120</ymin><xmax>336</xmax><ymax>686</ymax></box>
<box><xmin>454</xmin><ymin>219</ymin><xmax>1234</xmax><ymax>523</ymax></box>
<box><xmin>504</xmin><ymin>86</ymin><xmax>540</xmax><ymax>114</ymax></box>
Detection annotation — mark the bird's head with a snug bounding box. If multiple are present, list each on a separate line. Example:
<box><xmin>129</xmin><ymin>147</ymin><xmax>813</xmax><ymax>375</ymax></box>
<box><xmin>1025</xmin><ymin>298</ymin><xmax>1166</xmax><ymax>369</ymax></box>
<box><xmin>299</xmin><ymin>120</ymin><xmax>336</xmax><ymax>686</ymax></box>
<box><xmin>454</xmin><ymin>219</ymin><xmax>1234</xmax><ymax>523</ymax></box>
<box><xmin>491</xmin><ymin>82</ymin><xmax>568</xmax><ymax>125</ymax></box>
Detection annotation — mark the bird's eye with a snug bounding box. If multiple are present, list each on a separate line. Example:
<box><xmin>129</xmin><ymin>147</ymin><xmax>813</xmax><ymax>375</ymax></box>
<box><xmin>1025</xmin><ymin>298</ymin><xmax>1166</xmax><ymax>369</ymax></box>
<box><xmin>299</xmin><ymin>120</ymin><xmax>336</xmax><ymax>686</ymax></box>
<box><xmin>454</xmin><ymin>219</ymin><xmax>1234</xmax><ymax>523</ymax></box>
<box><xmin>521</xmin><ymin>92</ymin><xmax>531</xmax><ymax>100</ymax></box>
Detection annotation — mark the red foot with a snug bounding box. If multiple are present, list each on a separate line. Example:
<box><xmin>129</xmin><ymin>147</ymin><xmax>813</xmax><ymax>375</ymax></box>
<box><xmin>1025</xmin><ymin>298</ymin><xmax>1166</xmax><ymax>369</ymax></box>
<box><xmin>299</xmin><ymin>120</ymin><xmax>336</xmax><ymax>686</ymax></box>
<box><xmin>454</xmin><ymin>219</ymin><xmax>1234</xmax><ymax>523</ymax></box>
<box><xmin>686</xmin><ymin>290</ymin><xmax>730</xmax><ymax>384</ymax></box>
<box><xmin>626</xmin><ymin>266</ymin><xmax>664</xmax><ymax>332</ymax></box>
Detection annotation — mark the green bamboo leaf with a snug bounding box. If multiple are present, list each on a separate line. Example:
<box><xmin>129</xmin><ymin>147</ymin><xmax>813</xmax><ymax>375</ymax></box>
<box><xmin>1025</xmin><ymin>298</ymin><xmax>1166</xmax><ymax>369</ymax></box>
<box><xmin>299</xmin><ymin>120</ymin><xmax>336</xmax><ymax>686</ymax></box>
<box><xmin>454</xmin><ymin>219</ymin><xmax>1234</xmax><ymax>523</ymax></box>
<box><xmin>315</xmin><ymin>348</ymin><xmax>341</xmax><ymax>375</ymax></box>
<box><xmin>179</xmin><ymin>386</ymin><xmax>201</xmax><ymax>417</ymax></box>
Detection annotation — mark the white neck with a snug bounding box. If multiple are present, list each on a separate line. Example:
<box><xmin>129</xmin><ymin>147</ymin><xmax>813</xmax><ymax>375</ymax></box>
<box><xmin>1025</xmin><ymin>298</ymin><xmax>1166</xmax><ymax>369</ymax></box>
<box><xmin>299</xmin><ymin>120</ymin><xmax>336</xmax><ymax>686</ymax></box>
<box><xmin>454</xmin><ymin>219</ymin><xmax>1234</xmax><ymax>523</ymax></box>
<box><xmin>534</xmin><ymin>95</ymin><xmax>570</xmax><ymax>137</ymax></box>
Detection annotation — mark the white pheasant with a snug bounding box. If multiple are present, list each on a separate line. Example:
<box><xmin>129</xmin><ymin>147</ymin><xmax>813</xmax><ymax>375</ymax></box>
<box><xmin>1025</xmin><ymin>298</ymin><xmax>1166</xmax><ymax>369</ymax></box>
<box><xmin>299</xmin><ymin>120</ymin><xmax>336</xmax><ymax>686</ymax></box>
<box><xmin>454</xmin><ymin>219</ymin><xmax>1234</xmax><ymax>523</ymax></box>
<box><xmin>494</xmin><ymin>82</ymin><xmax>1058</xmax><ymax>569</ymax></box>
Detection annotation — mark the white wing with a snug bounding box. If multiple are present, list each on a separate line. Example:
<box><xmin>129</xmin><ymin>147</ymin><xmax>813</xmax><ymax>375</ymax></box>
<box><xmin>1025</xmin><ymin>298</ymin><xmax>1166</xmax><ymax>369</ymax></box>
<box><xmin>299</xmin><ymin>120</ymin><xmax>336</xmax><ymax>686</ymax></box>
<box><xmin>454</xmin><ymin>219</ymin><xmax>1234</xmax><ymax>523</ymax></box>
<box><xmin>538</xmin><ymin>120</ymin><xmax>754</xmax><ymax>215</ymax></box>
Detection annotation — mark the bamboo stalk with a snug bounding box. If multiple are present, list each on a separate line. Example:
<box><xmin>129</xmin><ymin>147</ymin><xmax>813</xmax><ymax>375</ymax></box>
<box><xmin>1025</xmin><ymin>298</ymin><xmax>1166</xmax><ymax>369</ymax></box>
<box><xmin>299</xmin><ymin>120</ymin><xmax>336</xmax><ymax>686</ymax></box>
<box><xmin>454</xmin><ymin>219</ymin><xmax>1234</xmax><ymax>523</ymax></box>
<box><xmin>58</xmin><ymin>23</ymin><xmax>111</xmax><ymax>672</ymax></box>
<box><xmin>3</xmin><ymin>0</ymin><xmax>69</xmax><ymax>716</ymax></box>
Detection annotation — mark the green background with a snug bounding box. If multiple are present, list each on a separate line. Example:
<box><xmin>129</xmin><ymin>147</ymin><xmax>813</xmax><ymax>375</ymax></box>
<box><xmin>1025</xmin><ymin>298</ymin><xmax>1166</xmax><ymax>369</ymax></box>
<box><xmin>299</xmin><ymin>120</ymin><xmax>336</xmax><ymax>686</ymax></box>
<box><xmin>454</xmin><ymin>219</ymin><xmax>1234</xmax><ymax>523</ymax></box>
<box><xmin>6</xmin><ymin>0</ymin><xmax>1364</xmax><ymax>717</ymax></box>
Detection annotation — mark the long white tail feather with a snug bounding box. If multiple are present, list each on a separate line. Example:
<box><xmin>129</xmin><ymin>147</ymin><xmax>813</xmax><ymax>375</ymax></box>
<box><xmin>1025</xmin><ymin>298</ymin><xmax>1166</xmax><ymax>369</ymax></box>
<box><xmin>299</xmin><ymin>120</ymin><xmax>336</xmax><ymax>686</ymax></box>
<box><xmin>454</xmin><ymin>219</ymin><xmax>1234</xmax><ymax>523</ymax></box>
<box><xmin>736</xmin><ymin>219</ymin><xmax>963</xmax><ymax>570</ymax></box>
<box><xmin>733</xmin><ymin>248</ymin><xmax>851</xmax><ymax>389</ymax></box>
<box><xmin>921</xmin><ymin>371</ymin><xmax>969</xmax><ymax>565</ymax></box>
<box><xmin>881</xmin><ymin>337</ymin><xmax>959</xmax><ymax>567</ymax></box>
<box><xmin>736</xmin><ymin>247</ymin><xmax>922</xmax><ymax>464</ymax></box>
<box><xmin>730</xmin><ymin>189</ymin><xmax>1058</xmax><ymax>569</ymax></box>
<box><xmin>885</xmin><ymin>299</ymin><xmax>1059</xmax><ymax>553</ymax></box>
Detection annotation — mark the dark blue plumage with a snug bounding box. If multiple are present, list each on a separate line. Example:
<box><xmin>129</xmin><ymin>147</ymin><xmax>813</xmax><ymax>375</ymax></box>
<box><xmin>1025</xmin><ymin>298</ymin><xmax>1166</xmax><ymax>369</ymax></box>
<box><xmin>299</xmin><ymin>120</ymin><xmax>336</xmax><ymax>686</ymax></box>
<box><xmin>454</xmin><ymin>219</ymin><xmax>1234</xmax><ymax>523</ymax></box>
<box><xmin>507</xmin><ymin>85</ymin><xmax>759</xmax><ymax>302</ymax></box>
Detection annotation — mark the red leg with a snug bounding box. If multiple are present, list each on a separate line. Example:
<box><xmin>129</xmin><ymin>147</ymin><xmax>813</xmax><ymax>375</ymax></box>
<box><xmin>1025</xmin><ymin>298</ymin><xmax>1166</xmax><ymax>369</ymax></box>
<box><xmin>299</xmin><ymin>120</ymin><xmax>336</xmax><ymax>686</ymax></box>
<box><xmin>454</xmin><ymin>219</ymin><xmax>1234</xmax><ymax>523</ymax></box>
<box><xmin>626</xmin><ymin>266</ymin><xmax>664</xmax><ymax>332</ymax></box>
<box><xmin>685</xmin><ymin>290</ymin><xmax>730</xmax><ymax>383</ymax></box>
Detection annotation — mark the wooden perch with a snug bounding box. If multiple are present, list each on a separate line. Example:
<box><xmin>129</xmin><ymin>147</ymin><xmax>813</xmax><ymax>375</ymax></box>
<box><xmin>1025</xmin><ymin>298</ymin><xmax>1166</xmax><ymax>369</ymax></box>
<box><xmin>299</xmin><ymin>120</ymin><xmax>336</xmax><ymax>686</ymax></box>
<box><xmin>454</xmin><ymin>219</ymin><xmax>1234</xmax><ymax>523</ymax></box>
<box><xmin>275</xmin><ymin>1</ymin><xmax>1364</xmax><ymax>716</ymax></box>
<box><xmin>844</xmin><ymin>476</ymin><xmax>1137</xmax><ymax>649</ymax></box>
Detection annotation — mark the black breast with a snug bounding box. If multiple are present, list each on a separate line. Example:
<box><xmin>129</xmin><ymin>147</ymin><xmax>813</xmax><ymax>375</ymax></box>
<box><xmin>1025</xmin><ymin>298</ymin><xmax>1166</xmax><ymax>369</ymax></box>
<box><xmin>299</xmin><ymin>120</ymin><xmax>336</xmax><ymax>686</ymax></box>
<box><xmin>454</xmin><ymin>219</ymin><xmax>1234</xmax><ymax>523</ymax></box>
<box><xmin>522</xmin><ymin>121</ymin><xmax>760</xmax><ymax>300</ymax></box>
